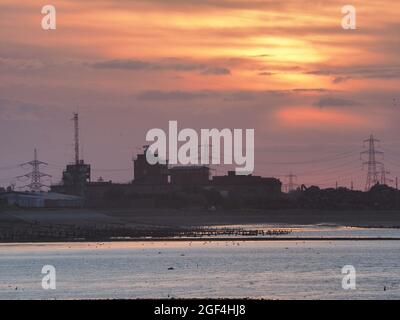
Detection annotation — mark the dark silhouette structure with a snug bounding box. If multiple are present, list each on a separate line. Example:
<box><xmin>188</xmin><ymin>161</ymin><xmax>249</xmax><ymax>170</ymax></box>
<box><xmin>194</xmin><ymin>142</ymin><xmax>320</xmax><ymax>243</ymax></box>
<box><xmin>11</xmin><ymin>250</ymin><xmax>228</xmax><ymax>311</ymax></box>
<box><xmin>169</xmin><ymin>165</ymin><xmax>211</xmax><ymax>186</ymax></box>
<box><xmin>52</xmin><ymin>113</ymin><xmax>91</xmax><ymax>196</ymax></box>
<box><xmin>18</xmin><ymin>149</ymin><xmax>51</xmax><ymax>192</ymax></box>
<box><xmin>213</xmin><ymin>171</ymin><xmax>279</xmax><ymax>187</ymax></box>
<box><xmin>361</xmin><ymin>135</ymin><xmax>384</xmax><ymax>191</ymax></box>
<box><xmin>133</xmin><ymin>146</ymin><xmax>168</xmax><ymax>185</ymax></box>
<box><xmin>60</xmin><ymin>161</ymin><xmax>91</xmax><ymax>196</ymax></box>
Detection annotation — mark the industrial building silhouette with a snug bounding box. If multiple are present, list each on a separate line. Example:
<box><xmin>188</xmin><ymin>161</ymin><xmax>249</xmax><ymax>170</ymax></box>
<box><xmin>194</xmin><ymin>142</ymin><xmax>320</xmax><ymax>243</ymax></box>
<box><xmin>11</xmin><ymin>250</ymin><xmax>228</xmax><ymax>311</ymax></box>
<box><xmin>50</xmin><ymin>145</ymin><xmax>282</xmax><ymax>208</ymax></box>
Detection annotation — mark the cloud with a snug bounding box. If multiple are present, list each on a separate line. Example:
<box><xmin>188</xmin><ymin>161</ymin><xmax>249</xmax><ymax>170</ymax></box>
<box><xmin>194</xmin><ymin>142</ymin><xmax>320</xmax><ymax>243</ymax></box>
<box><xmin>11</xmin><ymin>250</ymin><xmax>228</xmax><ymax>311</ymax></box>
<box><xmin>332</xmin><ymin>76</ymin><xmax>352</xmax><ymax>84</ymax></box>
<box><xmin>135</xmin><ymin>88</ymin><xmax>335</xmax><ymax>102</ymax></box>
<box><xmin>277</xmin><ymin>106</ymin><xmax>373</xmax><ymax>128</ymax></box>
<box><xmin>291</xmin><ymin>88</ymin><xmax>330</xmax><ymax>93</ymax></box>
<box><xmin>80</xmin><ymin>0</ymin><xmax>314</xmax><ymax>10</ymax></box>
<box><xmin>91</xmin><ymin>59</ymin><xmax>151</xmax><ymax>70</ymax></box>
<box><xmin>258</xmin><ymin>72</ymin><xmax>275</xmax><ymax>76</ymax></box>
<box><xmin>136</xmin><ymin>90</ymin><xmax>220</xmax><ymax>101</ymax></box>
<box><xmin>0</xmin><ymin>98</ymin><xmax>48</xmax><ymax>121</ymax></box>
<box><xmin>315</xmin><ymin>97</ymin><xmax>362</xmax><ymax>108</ymax></box>
<box><xmin>223</xmin><ymin>91</ymin><xmax>256</xmax><ymax>101</ymax></box>
<box><xmin>0</xmin><ymin>57</ymin><xmax>44</xmax><ymax>70</ymax></box>
<box><xmin>306</xmin><ymin>66</ymin><xmax>400</xmax><ymax>83</ymax></box>
<box><xmin>136</xmin><ymin>89</ymin><xmax>274</xmax><ymax>101</ymax></box>
<box><xmin>201</xmin><ymin>67</ymin><xmax>231</xmax><ymax>75</ymax></box>
<box><xmin>90</xmin><ymin>58</ymin><xmax>230</xmax><ymax>76</ymax></box>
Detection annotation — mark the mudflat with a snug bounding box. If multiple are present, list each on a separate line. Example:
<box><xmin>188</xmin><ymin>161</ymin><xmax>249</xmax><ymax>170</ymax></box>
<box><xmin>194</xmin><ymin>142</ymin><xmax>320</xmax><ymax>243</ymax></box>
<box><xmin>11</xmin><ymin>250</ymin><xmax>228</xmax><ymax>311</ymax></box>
<box><xmin>1</xmin><ymin>208</ymin><xmax>400</xmax><ymax>229</ymax></box>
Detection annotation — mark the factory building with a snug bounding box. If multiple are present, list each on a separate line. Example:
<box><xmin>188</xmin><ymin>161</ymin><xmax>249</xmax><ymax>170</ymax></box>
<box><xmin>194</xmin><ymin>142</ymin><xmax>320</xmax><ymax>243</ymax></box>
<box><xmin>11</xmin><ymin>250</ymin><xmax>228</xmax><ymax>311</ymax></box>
<box><xmin>169</xmin><ymin>165</ymin><xmax>211</xmax><ymax>186</ymax></box>
<box><xmin>133</xmin><ymin>147</ymin><xmax>169</xmax><ymax>185</ymax></box>
<box><xmin>51</xmin><ymin>114</ymin><xmax>91</xmax><ymax>196</ymax></box>
<box><xmin>51</xmin><ymin>160</ymin><xmax>91</xmax><ymax>196</ymax></box>
<box><xmin>213</xmin><ymin>171</ymin><xmax>281</xmax><ymax>190</ymax></box>
<box><xmin>212</xmin><ymin>171</ymin><xmax>282</xmax><ymax>197</ymax></box>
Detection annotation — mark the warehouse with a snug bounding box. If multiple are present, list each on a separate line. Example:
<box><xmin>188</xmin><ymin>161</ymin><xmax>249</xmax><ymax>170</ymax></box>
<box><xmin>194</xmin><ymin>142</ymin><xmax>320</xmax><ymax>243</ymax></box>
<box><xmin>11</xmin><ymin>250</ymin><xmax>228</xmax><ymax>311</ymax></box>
<box><xmin>0</xmin><ymin>191</ymin><xmax>84</xmax><ymax>208</ymax></box>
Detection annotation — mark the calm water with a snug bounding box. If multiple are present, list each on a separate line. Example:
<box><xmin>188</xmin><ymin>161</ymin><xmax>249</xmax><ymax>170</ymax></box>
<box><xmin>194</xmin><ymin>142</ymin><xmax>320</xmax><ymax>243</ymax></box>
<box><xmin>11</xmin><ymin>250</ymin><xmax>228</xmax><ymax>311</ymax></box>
<box><xmin>1</xmin><ymin>237</ymin><xmax>400</xmax><ymax>300</ymax></box>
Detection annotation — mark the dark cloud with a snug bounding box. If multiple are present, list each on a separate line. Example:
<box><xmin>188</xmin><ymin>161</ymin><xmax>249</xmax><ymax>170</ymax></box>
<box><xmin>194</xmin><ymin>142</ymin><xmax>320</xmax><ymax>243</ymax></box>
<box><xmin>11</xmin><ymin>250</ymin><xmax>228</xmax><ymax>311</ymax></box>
<box><xmin>201</xmin><ymin>67</ymin><xmax>231</xmax><ymax>75</ymax></box>
<box><xmin>291</xmin><ymin>88</ymin><xmax>330</xmax><ymax>93</ymax></box>
<box><xmin>315</xmin><ymin>97</ymin><xmax>362</xmax><ymax>108</ymax></box>
<box><xmin>332</xmin><ymin>76</ymin><xmax>352</xmax><ymax>84</ymax></box>
<box><xmin>135</xmin><ymin>88</ymin><xmax>334</xmax><ymax>102</ymax></box>
<box><xmin>307</xmin><ymin>66</ymin><xmax>400</xmax><ymax>83</ymax></box>
<box><xmin>258</xmin><ymin>72</ymin><xmax>275</xmax><ymax>76</ymax></box>
<box><xmin>90</xmin><ymin>58</ymin><xmax>231</xmax><ymax>76</ymax></box>
<box><xmin>91</xmin><ymin>59</ymin><xmax>151</xmax><ymax>70</ymax></box>
<box><xmin>223</xmin><ymin>91</ymin><xmax>256</xmax><ymax>102</ymax></box>
<box><xmin>136</xmin><ymin>90</ymin><xmax>219</xmax><ymax>101</ymax></box>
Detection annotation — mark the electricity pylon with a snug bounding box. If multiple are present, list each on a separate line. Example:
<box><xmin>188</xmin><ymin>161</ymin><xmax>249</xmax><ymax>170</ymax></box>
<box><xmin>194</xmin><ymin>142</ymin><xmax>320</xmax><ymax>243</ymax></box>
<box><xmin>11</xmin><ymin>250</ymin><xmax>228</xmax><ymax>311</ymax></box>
<box><xmin>361</xmin><ymin>135</ymin><xmax>383</xmax><ymax>191</ymax></box>
<box><xmin>380</xmin><ymin>165</ymin><xmax>394</xmax><ymax>186</ymax></box>
<box><xmin>18</xmin><ymin>149</ymin><xmax>51</xmax><ymax>192</ymax></box>
<box><xmin>284</xmin><ymin>173</ymin><xmax>298</xmax><ymax>193</ymax></box>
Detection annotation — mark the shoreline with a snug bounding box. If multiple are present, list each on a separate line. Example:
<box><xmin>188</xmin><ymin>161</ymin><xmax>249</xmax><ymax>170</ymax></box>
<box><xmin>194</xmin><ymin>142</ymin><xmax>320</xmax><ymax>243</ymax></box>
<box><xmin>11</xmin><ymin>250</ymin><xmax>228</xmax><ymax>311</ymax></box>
<box><xmin>2</xmin><ymin>208</ymin><xmax>400</xmax><ymax>243</ymax></box>
<box><xmin>2</xmin><ymin>236</ymin><xmax>400</xmax><ymax>245</ymax></box>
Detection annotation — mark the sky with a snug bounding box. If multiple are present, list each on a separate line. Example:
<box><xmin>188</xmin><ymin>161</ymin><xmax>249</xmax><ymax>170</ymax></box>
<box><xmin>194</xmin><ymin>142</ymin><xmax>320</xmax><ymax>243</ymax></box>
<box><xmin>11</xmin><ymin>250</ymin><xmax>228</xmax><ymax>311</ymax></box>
<box><xmin>1</xmin><ymin>0</ymin><xmax>400</xmax><ymax>190</ymax></box>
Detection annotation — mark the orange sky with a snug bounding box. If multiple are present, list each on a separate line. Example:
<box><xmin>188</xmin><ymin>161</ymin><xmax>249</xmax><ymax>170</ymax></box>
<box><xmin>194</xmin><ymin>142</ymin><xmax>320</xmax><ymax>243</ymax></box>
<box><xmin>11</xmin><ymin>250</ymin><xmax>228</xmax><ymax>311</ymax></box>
<box><xmin>1</xmin><ymin>0</ymin><xmax>400</xmax><ymax>189</ymax></box>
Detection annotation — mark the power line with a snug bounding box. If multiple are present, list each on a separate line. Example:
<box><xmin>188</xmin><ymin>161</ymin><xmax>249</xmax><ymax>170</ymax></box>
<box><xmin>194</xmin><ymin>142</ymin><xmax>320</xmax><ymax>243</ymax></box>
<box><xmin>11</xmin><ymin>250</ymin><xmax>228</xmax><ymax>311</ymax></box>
<box><xmin>302</xmin><ymin>168</ymin><xmax>361</xmax><ymax>186</ymax></box>
<box><xmin>271</xmin><ymin>159</ymin><xmax>361</xmax><ymax>177</ymax></box>
<box><xmin>259</xmin><ymin>150</ymin><xmax>358</xmax><ymax>165</ymax></box>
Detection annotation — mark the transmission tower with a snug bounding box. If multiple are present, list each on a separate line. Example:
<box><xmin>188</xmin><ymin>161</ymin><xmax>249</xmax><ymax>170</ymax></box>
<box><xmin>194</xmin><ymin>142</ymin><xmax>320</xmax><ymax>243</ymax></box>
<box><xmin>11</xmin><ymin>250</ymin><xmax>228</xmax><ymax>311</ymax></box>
<box><xmin>73</xmin><ymin>112</ymin><xmax>80</xmax><ymax>164</ymax></box>
<box><xmin>361</xmin><ymin>135</ymin><xmax>383</xmax><ymax>191</ymax></box>
<box><xmin>18</xmin><ymin>149</ymin><xmax>51</xmax><ymax>192</ymax></box>
<box><xmin>380</xmin><ymin>165</ymin><xmax>393</xmax><ymax>186</ymax></box>
<box><xmin>284</xmin><ymin>173</ymin><xmax>298</xmax><ymax>193</ymax></box>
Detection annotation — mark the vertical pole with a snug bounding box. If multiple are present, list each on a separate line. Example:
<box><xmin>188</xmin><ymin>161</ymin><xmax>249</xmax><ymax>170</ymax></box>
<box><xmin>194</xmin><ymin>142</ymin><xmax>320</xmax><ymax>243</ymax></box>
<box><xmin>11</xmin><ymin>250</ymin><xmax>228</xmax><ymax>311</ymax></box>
<box><xmin>396</xmin><ymin>177</ymin><xmax>399</xmax><ymax>209</ymax></box>
<box><xmin>73</xmin><ymin>113</ymin><xmax>80</xmax><ymax>165</ymax></box>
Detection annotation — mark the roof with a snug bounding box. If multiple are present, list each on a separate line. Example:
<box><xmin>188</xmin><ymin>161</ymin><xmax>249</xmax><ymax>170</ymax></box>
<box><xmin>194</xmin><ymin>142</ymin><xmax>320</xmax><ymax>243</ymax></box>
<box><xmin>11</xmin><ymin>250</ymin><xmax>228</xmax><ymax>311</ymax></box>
<box><xmin>169</xmin><ymin>165</ymin><xmax>210</xmax><ymax>171</ymax></box>
<box><xmin>0</xmin><ymin>191</ymin><xmax>83</xmax><ymax>200</ymax></box>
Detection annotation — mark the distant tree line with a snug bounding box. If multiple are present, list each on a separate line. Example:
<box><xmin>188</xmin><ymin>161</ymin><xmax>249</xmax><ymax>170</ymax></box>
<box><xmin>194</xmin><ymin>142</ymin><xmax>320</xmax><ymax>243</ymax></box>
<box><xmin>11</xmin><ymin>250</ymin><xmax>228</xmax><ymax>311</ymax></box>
<box><xmin>87</xmin><ymin>183</ymin><xmax>400</xmax><ymax>210</ymax></box>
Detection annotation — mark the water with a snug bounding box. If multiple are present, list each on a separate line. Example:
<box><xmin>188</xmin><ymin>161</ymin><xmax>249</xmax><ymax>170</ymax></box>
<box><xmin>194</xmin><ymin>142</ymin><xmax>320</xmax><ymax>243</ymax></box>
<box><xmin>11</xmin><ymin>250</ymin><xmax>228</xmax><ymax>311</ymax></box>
<box><xmin>1</xmin><ymin>239</ymin><xmax>400</xmax><ymax>300</ymax></box>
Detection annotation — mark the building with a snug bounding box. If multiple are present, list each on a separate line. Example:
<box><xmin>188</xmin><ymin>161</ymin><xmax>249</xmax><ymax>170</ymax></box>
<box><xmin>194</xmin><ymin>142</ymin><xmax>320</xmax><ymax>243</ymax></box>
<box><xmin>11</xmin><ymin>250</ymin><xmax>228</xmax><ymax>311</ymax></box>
<box><xmin>133</xmin><ymin>147</ymin><xmax>169</xmax><ymax>185</ymax></box>
<box><xmin>57</xmin><ymin>160</ymin><xmax>91</xmax><ymax>196</ymax></box>
<box><xmin>213</xmin><ymin>171</ymin><xmax>281</xmax><ymax>189</ymax></box>
<box><xmin>0</xmin><ymin>192</ymin><xmax>84</xmax><ymax>208</ymax></box>
<box><xmin>169</xmin><ymin>165</ymin><xmax>211</xmax><ymax>186</ymax></box>
<box><xmin>212</xmin><ymin>171</ymin><xmax>282</xmax><ymax>197</ymax></box>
